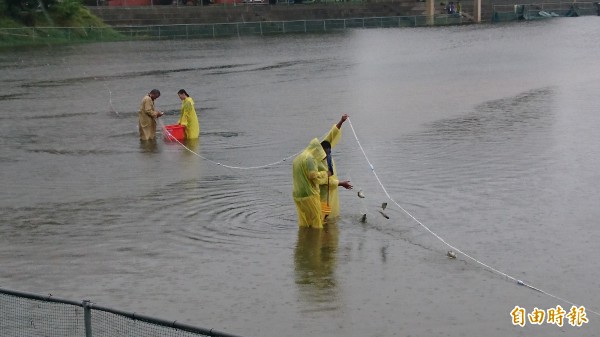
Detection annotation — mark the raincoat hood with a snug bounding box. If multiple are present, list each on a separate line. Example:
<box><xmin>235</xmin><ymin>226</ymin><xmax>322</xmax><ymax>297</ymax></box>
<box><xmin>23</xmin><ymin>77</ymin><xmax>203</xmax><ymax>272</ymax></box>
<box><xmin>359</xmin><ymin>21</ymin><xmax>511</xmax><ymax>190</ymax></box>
<box><xmin>306</xmin><ymin>138</ymin><xmax>326</xmax><ymax>162</ymax></box>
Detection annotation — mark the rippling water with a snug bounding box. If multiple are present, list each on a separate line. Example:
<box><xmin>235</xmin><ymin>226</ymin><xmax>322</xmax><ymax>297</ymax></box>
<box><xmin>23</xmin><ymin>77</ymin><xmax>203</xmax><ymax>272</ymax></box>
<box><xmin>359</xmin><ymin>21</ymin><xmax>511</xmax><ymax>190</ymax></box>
<box><xmin>1</xmin><ymin>17</ymin><xmax>600</xmax><ymax>337</ymax></box>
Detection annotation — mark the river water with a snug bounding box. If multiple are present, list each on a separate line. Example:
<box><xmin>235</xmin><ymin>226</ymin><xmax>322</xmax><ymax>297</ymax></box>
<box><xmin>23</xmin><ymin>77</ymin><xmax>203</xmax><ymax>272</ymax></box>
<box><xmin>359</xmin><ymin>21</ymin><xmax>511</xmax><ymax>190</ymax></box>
<box><xmin>1</xmin><ymin>17</ymin><xmax>600</xmax><ymax>337</ymax></box>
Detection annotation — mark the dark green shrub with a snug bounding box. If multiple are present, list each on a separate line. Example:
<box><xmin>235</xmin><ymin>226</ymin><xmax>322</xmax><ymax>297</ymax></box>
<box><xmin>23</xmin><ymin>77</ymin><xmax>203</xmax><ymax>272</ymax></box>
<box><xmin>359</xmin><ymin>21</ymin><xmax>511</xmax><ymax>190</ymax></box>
<box><xmin>52</xmin><ymin>0</ymin><xmax>82</xmax><ymax>20</ymax></box>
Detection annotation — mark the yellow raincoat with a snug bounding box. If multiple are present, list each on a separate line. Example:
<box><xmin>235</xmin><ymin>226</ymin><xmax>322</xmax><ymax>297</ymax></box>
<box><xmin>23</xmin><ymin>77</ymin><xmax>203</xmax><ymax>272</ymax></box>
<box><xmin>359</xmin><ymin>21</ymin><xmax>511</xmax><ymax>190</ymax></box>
<box><xmin>319</xmin><ymin>124</ymin><xmax>342</xmax><ymax>219</ymax></box>
<box><xmin>177</xmin><ymin>96</ymin><xmax>200</xmax><ymax>139</ymax></box>
<box><xmin>292</xmin><ymin>138</ymin><xmax>329</xmax><ymax>228</ymax></box>
<box><xmin>138</xmin><ymin>95</ymin><xmax>161</xmax><ymax>141</ymax></box>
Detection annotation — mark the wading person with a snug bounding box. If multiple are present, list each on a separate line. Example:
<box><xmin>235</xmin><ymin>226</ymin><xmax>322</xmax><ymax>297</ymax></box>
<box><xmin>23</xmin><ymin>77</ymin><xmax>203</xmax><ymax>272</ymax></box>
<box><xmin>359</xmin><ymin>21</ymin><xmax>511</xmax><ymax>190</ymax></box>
<box><xmin>292</xmin><ymin>138</ymin><xmax>330</xmax><ymax>229</ymax></box>
<box><xmin>319</xmin><ymin>114</ymin><xmax>353</xmax><ymax>222</ymax></box>
<box><xmin>177</xmin><ymin>89</ymin><xmax>200</xmax><ymax>140</ymax></box>
<box><xmin>138</xmin><ymin>89</ymin><xmax>164</xmax><ymax>141</ymax></box>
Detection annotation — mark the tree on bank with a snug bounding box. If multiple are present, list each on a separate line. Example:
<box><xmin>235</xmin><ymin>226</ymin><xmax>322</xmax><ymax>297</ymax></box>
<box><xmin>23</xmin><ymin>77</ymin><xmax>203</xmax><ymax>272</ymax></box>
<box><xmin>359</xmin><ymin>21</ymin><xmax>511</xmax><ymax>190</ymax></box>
<box><xmin>0</xmin><ymin>0</ymin><xmax>91</xmax><ymax>26</ymax></box>
<box><xmin>0</xmin><ymin>0</ymin><xmax>118</xmax><ymax>47</ymax></box>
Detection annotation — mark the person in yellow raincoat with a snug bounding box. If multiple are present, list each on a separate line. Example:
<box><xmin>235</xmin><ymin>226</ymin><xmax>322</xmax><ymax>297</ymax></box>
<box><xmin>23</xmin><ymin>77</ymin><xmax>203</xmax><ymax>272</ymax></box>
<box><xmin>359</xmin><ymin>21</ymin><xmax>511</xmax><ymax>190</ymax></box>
<box><xmin>138</xmin><ymin>89</ymin><xmax>164</xmax><ymax>141</ymax></box>
<box><xmin>292</xmin><ymin>138</ymin><xmax>331</xmax><ymax>228</ymax></box>
<box><xmin>177</xmin><ymin>89</ymin><xmax>200</xmax><ymax>139</ymax></box>
<box><xmin>319</xmin><ymin>114</ymin><xmax>353</xmax><ymax>221</ymax></box>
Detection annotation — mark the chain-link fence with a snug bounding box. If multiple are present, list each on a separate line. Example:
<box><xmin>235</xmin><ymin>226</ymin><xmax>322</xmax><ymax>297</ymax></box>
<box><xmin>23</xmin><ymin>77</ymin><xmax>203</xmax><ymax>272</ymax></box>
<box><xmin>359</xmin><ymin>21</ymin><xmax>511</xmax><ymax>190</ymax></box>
<box><xmin>0</xmin><ymin>14</ymin><xmax>467</xmax><ymax>46</ymax></box>
<box><xmin>0</xmin><ymin>287</ymin><xmax>245</xmax><ymax>337</ymax></box>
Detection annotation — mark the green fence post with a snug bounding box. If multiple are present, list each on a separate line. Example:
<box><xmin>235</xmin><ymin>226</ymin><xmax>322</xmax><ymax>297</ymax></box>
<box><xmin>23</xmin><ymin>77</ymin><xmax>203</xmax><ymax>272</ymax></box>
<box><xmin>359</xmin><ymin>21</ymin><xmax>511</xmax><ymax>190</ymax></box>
<box><xmin>83</xmin><ymin>300</ymin><xmax>92</xmax><ymax>337</ymax></box>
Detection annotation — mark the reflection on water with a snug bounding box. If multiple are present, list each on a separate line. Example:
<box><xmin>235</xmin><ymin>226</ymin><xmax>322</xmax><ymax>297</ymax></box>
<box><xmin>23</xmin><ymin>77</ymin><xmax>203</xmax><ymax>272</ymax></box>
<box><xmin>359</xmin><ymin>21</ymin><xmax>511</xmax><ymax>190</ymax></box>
<box><xmin>139</xmin><ymin>139</ymin><xmax>159</xmax><ymax>153</ymax></box>
<box><xmin>294</xmin><ymin>224</ymin><xmax>339</xmax><ymax>310</ymax></box>
<box><xmin>182</xmin><ymin>138</ymin><xmax>200</xmax><ymax>154</ymax></box>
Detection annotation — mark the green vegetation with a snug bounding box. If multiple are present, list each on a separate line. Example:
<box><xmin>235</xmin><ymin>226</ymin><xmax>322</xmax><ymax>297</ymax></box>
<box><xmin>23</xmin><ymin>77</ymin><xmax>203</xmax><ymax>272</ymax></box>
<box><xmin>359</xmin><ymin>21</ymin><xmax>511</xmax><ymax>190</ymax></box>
<box><xmin>0</xmin><ymin>0</ymin><xmax>121</xmax><ymax>47</ymax></box>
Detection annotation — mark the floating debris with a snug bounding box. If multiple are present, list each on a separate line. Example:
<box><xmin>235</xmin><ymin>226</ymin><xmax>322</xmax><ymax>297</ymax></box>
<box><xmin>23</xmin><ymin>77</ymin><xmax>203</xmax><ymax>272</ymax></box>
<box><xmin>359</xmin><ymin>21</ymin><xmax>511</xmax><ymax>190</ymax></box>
<box><xmin>447</xmin><ymin>251</ymin><xmax>457</xmax><ymax>259</ymax></box>
<box><xmin>378</xmin><ymin>210</ymin><xmax>389</xmax><ymax>219</ymax></box>
<box><xmin>357</xmin><ymin>190</ymin><xmax>365</xmax><ymax>198</ymax></box>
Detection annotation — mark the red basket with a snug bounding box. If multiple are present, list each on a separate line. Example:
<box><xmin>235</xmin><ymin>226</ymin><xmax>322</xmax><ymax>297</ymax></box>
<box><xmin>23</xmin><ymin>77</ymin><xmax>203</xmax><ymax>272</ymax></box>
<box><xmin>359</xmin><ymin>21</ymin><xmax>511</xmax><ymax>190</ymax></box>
<box><xmin>163</xmin><ymin>124</ymin><xmax>185</xmax><ymax>142</ymax></box>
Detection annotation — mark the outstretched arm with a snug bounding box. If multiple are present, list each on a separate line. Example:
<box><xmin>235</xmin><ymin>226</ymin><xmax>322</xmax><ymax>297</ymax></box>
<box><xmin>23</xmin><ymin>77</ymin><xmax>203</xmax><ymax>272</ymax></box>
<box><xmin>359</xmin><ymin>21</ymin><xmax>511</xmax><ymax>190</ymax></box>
<box><xmin>338</xmin><ymin>180</ymin><xmax>353</xmax><ymax>190</ymax></box>
<box><xmin>336</xmin><ymin>114</ymin><xmax>349</xmax><ymax>129</ymax></box>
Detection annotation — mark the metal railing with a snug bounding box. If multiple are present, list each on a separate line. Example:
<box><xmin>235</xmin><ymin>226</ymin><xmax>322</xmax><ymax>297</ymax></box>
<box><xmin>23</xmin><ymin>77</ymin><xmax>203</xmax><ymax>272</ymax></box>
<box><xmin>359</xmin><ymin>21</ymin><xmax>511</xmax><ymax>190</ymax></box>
<box><xmin>491</xmin><ymin>1</ymin><xmax>597</xmax><ymax>21</ymax></box>
<box><xmin>0</xmin><ymin>287</ymin><xmax>245</xmax><ymax>337</ymax></box>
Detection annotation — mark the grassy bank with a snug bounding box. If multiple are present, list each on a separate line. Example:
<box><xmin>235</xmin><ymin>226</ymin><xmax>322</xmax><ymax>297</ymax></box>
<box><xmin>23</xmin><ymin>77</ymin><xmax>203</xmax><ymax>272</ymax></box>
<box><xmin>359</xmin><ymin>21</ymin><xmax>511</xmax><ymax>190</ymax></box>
<box><xmin>0</xmin><ymin>3</ymin><xmax>121</xmax><ymax>47</ymax></box>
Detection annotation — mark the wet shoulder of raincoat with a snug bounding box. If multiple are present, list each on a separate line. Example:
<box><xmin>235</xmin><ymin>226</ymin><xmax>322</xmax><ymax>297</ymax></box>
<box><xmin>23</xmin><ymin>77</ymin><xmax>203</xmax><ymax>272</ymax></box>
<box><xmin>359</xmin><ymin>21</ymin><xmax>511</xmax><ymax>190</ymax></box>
<box><xmin>322</xmin><ymin>124</ymin><xmax>342</xmax><ymax>149</ymax></box>
<box><xmin>292</xmin><ymin>138</ymin><xmax>329</xmax><ymax>199</ymax></box>
<box><xmin>178</xmin><ymin>96</ymin><xmax>200</xmax><ymax>139</ymax></box>
<box><xmin>140</xmin><ymin>95</ymin><xmax>158</xmax><ymax>118</ymax></box>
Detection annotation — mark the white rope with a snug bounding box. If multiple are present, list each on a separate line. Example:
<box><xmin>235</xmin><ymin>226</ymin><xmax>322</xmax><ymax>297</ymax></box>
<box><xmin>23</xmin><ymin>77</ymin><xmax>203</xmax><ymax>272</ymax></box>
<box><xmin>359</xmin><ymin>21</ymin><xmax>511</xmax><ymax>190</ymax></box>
<box><xmin>158</xmin><ymin>119</ymin><xmax>332</xmax><ymax>170</ymax></box>
<box><xmin>105</xmin><ymin>86</ymin><xmax>119</xmax><ymax>115</ymax></box>
<box><xmin>346</xmin><ymin>117</ymin><xmax>599</xmax><ymax>317</ymax></box>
